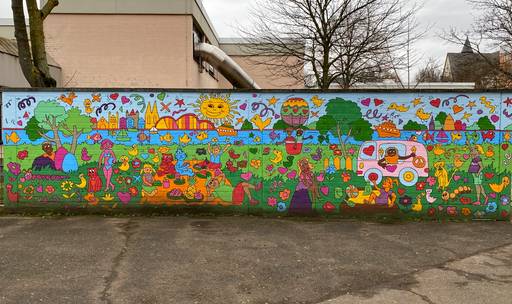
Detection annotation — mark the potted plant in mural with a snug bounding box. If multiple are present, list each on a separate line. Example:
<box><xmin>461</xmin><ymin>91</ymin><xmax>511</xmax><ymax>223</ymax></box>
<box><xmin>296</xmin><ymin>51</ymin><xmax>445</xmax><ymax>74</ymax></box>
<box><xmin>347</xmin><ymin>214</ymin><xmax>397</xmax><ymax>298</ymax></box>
<box><xmin>316</xmin><ymin>98</ymin><xmax>373</xmax><ymax>156</ymax></box>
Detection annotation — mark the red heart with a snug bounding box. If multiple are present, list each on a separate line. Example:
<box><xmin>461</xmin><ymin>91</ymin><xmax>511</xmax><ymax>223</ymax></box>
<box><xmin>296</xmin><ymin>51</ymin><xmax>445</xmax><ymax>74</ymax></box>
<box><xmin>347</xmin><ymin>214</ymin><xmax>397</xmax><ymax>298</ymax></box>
<box><xmin>502</xmin><ymin>143</ymin><xmax>509</xmax><ymax>151</ymax></box>
<box><xmin>323</xmin><ymin>202</ymin><xmax>336</xmax><ymax>213</ymax></box>
<box><xmin>374</xmin><ymin>99</ymin><xmax>384</xmax><ymax>106</ymax></box>
<box><xmin>110</xmin><ymin>93</ymin><xmax>119</xmax><ymax>100</ymax></box>
<box><xmin>398</xmin><ymin>188</ymin><xmax>406</xmax><ymax>196</ymax></box>
<box><xmin>501</xmin><ymin>211</ymin><xmax>509</xmax><ymax>218</ymax></box>
<box><xmin>426</xmin><ymin>145</ymin><xmax>433</xmax><ymax>151</ymax></box>
<box><xmin>302</xmin><ymin>109</ymin><xmax>308</xmax><ymax>114</ymax></box>
<box><xmin>430</xmin><ymin>98</ymin><xmax>441</xmax><ymax>108</ymax></box>
<box><xmin>484</xmin><ymin>173</ymin><xmax>494</xmax><ymax>179</ymax></box>
<box><xmin>293</xmin><ymin>107</ymin><xmax>298</xmax><ymax>113</ymax></box>
<box><xmin>363</xmin><ymin>145</ymin><xmax>375</xmax><ymax>156</ymax></box>
<box><xmin>121</xmin><ymin>96</ymin><xmax>130</xmax><ymax>104</ymax></box>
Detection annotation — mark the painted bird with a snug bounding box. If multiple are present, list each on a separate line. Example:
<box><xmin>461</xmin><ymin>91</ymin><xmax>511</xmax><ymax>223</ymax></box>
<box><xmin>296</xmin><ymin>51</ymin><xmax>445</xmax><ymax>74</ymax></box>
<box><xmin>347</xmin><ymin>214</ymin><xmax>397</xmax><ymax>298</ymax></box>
<box><xmin>416</xmin><ymin>108</ymin><xmax>431</xmax><ymax>121</ymax></box>
<box><xmin>489</xmin><ymin>177</ymin><xmax>510</xmax><ymax>193</ymax></box>
<box><xmin>251</xmin><ymin>114</ymin><xmax>271</xmax><ymax>131</ymax></box>
<box><xmin>128</xmin><ymin>144</ymin><xmax>139</xmax><ymax>156</ymax></box>
<box><xmin>81</xmin><ymin>147</ymin><xmax>92</xmax><ymax>162</ymax></box>
<box><xmin>270</xmin><ymin>150</ymin><xmax>283</xmax><ymax>164</ymax></box>
<box><xmin>388</xmin><ymin>102</ymin><xmax>409</xmax><ymax>112</ymax></box>
<box><xmin>228</xmin><ymin>149</ymin><xmax>241</xmax><ymax>159</ymax></box>
<box><xmin>59</xmin><ymin>92</ymin><xmax>77</xmax><ymax>105</ymax></box>
<box><xmin>310</xmin><ymin>148</ymin><xmax>322</xmax><ymax>161</ymax></box>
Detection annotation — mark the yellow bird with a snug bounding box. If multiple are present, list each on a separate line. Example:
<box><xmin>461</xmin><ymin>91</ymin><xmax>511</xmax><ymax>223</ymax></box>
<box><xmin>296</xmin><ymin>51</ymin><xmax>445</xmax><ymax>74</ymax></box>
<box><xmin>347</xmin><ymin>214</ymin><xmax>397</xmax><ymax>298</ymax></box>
<box><xmin>388</xmin><ymin>102</ymin><xmax>409</xmax><ymax>112</ymax></box>
<box><xmin>270</xmin><ymin>150</ymin><xmax>283</xmax><ymax>164</ymax></box>
<box><xmin>128</xmin><ymin>144</ymin><xmax>138</xmax><ymax>157</ymax></box>
<box><xmin>485</xmin><ymin>146</ymin><xmax>495</xmax><ymax>158</ymax></box>
<box><xmin>433</xmin><ymin>144</ymin><xmax>445</xmax><ymax>156</ymax></box>
<box><xmin>83</xmin><ymin>99</ymin><xmax>93</xmax><ymax>114</ymax></box>
<box><xmin>152</xmin><ymin>155</ymin><xmax>160</xmax><ymax>164</ymax></box>
<box><xmin>251</xmin><ymin>114</ymin><xmax>271</xmax><ymax>131</ymax></box>
<box><xmin>311</xmin><ymin>95</ymin><xmax>324</xmax><ymax>108</ymax></box>
<box><xmin>411</xmin><ymin>195</ymin><xmax>423</xmax><ymax>212</ymax></box>
<box><xmin>489</xmin><ymin>176</ymin><xmax>510</xmax><ymax>193</ymax></box>
<box><xmin>119</xmin><ymin>156</ymin><xmax>130</xmax><ymax>171</ymax></box>
<box><xmin>416</xmin><ymin>108</ymin><xmax>431</xmax><ymax>121</ymax></box>
<box><xmin>179</xmin><ymin>134</ymin><xmax>191</xmax><ymax>145</ymax></box>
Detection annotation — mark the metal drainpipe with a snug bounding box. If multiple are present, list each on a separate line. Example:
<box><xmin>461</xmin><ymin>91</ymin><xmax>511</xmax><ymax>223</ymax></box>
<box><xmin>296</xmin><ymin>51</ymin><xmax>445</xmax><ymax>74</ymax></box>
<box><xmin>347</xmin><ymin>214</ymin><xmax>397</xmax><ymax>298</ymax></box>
<box><xmin>194</xmin><ymin>42</ymin><xmax>261</xmax><ymax>90</ymax></box>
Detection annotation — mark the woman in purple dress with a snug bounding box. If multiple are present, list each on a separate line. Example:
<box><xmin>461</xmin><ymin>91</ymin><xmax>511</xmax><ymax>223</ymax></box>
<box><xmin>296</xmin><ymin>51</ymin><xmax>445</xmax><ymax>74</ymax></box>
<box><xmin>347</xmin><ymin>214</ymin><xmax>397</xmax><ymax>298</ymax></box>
<box><xmin>289</xmin><ymin>158</ymin><xmax>320</xmax><ymax>214</ymax></box>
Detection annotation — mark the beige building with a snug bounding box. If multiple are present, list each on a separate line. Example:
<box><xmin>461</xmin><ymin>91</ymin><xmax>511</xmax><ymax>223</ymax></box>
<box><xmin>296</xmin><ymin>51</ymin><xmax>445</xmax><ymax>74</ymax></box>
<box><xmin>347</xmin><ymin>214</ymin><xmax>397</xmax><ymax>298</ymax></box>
<box><xmin>32</xmin><ymin>0</ymin><xmax>303</xmax><ymax>89</ymax></box>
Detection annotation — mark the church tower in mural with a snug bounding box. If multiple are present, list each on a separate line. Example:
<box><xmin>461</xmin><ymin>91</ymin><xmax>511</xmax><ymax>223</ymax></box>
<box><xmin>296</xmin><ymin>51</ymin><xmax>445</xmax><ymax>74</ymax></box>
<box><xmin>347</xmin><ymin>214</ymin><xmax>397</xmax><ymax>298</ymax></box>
<box><xmin>145</xmin><ymin>102</ymin><xmax>160</xmax><ymax>129</ymax></box>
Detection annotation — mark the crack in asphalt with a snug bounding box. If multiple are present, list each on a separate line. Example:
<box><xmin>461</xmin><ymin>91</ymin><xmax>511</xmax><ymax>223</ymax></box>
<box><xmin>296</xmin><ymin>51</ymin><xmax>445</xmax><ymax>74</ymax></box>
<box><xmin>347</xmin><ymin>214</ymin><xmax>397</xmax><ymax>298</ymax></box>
<box><xmin>316</xmin><ymin>242</ymin><xmax>512</xmax><ymax>304</ymax></box>
<box><xmin>100</xmin><ymin>219</ymin><xmax>139</xmax><ymax>304</ymax></box>
<box><xmin>408</xmin><ymin>290</ymin><xmax>436</xmax><ymax>304</ymax></box>
<box><xmin>442</xmin><ymin>266</ymin><xmax>512</xmax><ymax>285</ymax></box>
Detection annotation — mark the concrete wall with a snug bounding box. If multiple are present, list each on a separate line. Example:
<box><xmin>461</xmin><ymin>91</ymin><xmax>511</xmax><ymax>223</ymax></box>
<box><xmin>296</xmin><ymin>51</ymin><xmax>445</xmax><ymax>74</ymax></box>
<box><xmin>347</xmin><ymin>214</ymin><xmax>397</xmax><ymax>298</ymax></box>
<box><xmin>0</xmin><ymin>52</ymin><xmax>61</xmax><ymax>87</ymax></box>
<box><xmin>44</xmin><ymin>14</ymin><xmax>226</xmax><ymax>88</ymax></box>
<box><xmin>2</xmin><ymin>89</ymin><xmax>511</xmax><ymax>220</ymax></box>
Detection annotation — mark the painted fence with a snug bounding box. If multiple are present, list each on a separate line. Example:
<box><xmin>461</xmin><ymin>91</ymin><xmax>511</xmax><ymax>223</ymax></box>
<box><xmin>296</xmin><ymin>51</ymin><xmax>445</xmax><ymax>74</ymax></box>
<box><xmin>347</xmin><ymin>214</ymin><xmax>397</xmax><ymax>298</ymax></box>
<box><xmin>1</xmin><ymin>89</ymin><xmax>511</xmax><ymax>220</ymax></box>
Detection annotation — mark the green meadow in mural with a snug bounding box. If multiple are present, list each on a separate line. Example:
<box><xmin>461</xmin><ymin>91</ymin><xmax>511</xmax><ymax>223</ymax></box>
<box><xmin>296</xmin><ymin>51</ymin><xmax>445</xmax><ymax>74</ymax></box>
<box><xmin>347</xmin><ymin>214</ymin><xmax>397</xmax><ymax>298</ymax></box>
<box><xmin>2</xmin><ymin>90</ymin><xmax>511</xmax><ymax>219</ymax></box>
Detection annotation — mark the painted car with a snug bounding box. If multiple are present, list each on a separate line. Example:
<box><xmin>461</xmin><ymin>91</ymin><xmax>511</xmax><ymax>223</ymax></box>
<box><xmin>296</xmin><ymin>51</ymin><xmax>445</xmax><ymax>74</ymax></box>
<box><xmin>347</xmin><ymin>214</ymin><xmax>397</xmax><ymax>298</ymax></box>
<box><xmin>356</xmin><ymin>140</ymin><xmax>429</xmax><ymax>186</ymax></box>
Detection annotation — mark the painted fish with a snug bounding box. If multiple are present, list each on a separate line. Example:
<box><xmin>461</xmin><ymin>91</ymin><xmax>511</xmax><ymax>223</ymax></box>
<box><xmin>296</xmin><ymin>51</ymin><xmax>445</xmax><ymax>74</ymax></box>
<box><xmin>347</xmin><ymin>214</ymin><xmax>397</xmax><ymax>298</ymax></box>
<box><xmin>179</xmin><ymin>134</ymin><xmax>191</xmax><ymax>145</ymax></box>
<box><xmin>5</xmin><ymin>132</ymin><xmax>20</xmax><ymax>144</ymax></box>
<box><xmin>196</xmin><ymin>131</ymin><xmax>208</xmax><ymax>141</ymax></box>
<box><xmin>87</xmin><ymin>133</ymin><xmax>103</xmax><ymax>144</ymax></box>
<box><xmin>160</xmin><ymin>133</ymin><xmax>173</xmax><ymax>143</ymax></box>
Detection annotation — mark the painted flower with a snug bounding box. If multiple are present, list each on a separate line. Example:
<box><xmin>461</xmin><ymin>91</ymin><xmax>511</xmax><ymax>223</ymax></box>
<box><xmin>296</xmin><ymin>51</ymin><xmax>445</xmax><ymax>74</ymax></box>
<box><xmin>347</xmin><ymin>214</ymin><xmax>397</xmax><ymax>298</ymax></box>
<box><xmin>326</xmin><ymin>166</ymin><xmax>336</xmax><ymax>175</ymax></box>
<box><xmin>7</xmin><ymin>162</ymin><xmax>21</xmax><ymax>176</ymax></box>
<box><xmin>279</xmin><ymin>189</ymin><xmax>291</xmax><ymax>201</ymax></box>
<box><xmin>415</xmin><ymin>181</ymin><xmax>426</xmax><ymax>191</ymax></box>
<box><xmin>128</xmin><ymin>187</ymin><xmax>139</xmax><ymax>197</ymax></box>
<box><xmin>347</xmin><ymin>148</ymin><xmax>356</xmax><ymax>155</ymax></box>
<box><xmin>446</xmin><ymin>206</ymin><xmax>457</xmax><ymax>216</ymax></box>
<box><xmin>23</xmin><ymin>185</ymin><xmax>34</xmax><ymax>195</ymax></box>
<box><xmin>485</xmin><ymin>201</ymin><xmax>498</xmax><ymax>213</ymax></box>
<box><xmin>24</xmin><ymin>170</ymin><xmax>33</xmax><ymax>181</ymax></box>
<box><xmin>501</xmin><ymin>195</ymin><xmax>509</xmax><ymax>206</ymax></box>
<box><xmin>329</xmin><ymin>144</ymin><xmax>338</xmax><ymax>150</ymax></box>
<box><xmin>60</xmin><ymin>181</ymin><xmax>75</xmax><ymax>192</ymax></box>
<box><xmin>116</xmin><ymin>176</ymin><xmax>125</xmax><ymax>184</ymax></box>
<box><xmin>148</xmin><ymin>148</ymin><xmax>156</xmax><ymax>154</ymax></box>
<box><xmin>17</xmin><ymin>150</ymin><xmax>28</xmax><ymax>160</ymax></box>
<box><xmin>341</xmin><ymin>172</ymin><xmax>351</xmax><ymax>182</ymax></box>
<box><xmin>45</xmin><ymin>185</ymin><xmax>55</xmax><ymax>194</ymax></box>
<box><xmin>125</xmin><ymin>177</ymin><xmax>133</xmax><ymax>185</ymax></box>
<box><xmin>461</xmin><ymin>207</ymin><xmax>471</xmax><ymax>217</ymax></box>
<box><xmin>277</xmin><ymin>201</ymin><xmax>287</xmax><ymax>212</ymax></box>
<box><xmin>266</xmin><ymin>164</ymin><xmax>274</xmax><ymax>172</ymax></box>
<box><xmin>333</xmin><ymin>149</ymin><xmax>343</xmax><ymax>156</ymax></box>
<box><xmin>267</xmin><ymin>197</ymin><xmax>277</xmax><ymax>207</ymax></box>
<box><xmin>426</xmin><ymin>176</ymin><xmax>436</xmax><ymax>187</ymax></box>
<box><xmin>131</xmin><ymin>158</ymin><xmax>142</xmax><ymax>169</ymax></box>
<box><xmin>427</xmin><ymin>207</ymin><xmax>436</xmax><ymax>217</ymax></box>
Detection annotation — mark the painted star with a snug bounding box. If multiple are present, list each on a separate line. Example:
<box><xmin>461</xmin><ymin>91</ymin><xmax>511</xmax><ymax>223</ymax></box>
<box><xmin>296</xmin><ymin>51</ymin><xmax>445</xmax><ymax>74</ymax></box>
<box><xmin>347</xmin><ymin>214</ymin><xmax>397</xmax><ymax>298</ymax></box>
<box><xmin>381</xmin><ymin>115</ymin><xmax>389</xmax><ymax>121</ymax></box>
<box><xmin>237</xmin><ymin>117</ymin><xmax>244</xmax><ymax>125</ymax></box>
<box><xmin>175</xmin><ymin>99</ymin><xmax>185</xmax><ymax>107</ymax></box>
<box><xmin>466</xmin><ymin>100</ymin><xmax>476</xmax><ymax>109</ymax></box>
<box><xmin>462</xmin><ymin>112</ymin><xmax>472</xmax><ymax>121</ymax></box>
<box><xmin>268</xmin><ymin>96</ymin><xmax>278</xmax><ymax>106</ymax></box>
<box><xmin>249</xmin><ymin>132</ymin><xmax>255</xmax><ymax>138</ymax></box>
<box><xmin>504</xmin><ymin>97</ymin><xmax>512</xmax><ymax>107</ymax></box>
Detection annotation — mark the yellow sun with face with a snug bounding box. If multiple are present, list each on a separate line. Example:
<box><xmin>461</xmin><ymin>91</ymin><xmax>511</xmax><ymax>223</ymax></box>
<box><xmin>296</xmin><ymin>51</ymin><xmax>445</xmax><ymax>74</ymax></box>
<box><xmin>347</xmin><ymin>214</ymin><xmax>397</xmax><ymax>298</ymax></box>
<box><xmin>194</xmin><ymin>94</ymin><xmax>239</xmax><ymax>125</ymax></box>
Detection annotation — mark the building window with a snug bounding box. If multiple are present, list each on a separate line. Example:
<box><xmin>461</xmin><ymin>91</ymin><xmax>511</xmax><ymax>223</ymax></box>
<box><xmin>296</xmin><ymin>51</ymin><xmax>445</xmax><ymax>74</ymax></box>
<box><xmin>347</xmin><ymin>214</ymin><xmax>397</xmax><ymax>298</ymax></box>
<box><xmin>193</xmin><ymin>24</ymin><xmax>218</xmax><ymax>80</ymax></box>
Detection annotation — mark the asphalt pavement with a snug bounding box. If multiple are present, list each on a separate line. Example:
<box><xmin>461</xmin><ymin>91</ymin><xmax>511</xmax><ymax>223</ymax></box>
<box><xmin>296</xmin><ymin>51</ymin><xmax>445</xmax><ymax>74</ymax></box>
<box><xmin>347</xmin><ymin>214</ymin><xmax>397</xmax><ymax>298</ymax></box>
<box><xmin>0</xmin><ymin>216</ymin><xmax>511</xmax><ymax>304</ymax></box>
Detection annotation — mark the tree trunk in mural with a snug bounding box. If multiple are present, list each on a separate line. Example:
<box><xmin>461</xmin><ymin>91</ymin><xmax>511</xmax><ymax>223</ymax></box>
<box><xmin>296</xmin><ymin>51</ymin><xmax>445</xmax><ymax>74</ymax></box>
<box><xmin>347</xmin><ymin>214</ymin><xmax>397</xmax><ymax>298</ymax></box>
<box><xmin>11</xmin><ymin>0</ymin><xmax>59</xmax><ymax>87</ymax></box>
<box><xmin>39</xmin><ymin>116</ymin><xmax>63</xmax><ymax>148</ymax></box>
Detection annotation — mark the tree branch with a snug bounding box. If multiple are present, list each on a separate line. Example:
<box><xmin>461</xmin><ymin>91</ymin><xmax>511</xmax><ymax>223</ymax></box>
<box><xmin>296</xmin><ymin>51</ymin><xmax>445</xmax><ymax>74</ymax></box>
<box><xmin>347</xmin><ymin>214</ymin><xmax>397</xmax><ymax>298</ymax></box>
<box><xmin>41</xmin><ymin>0</ymin><xmax>59</xmax><ymax>20</ymax></box>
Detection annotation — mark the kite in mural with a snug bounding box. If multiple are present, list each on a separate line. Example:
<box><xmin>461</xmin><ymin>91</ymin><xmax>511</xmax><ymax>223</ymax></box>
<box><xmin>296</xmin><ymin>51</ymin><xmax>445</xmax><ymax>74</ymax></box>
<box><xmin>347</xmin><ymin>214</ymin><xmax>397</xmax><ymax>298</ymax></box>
<box><xmin>1</xmin><ymin>90</ymin><xmax>511</xmax><ymax>220</ymax></box>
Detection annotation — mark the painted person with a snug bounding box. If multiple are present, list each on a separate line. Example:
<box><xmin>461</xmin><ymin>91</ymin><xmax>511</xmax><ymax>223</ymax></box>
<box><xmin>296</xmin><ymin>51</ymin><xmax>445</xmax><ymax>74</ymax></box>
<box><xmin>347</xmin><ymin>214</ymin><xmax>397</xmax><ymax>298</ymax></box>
<box><xmin>98</xmin><ymin>139</ymin><xmax>117</xmax><ymax>191</ymax></box>
<box><xmin>41</xmin><ymin>142</ymin><xmax>55</xmax><ymax>160</ymax></box>
<box><xmin>207</xmin><ymin>142</ymin><xmax>231</xmax><ymax>169</ymax></box>
<box><xmin>141</xmin><ymin>164</ymin><xmax>157</xmax><ymax>197</ymax></box>
<box><xmin>378</xmin><ymin>147</ymin><xmax>416</xmax><ymax>168</ymax></box>
<box><xmin>32</xmin><ymin>142</ymin><xmax>57</xmax><ymax>171</ymax></box>
<box><xmin>368</xmin><ymin>177</ymin><xmax>398</xmax><ymax>207</ymax></box>
<box><xmin>468</xmin><ymin>146</ymin><xmax>487</xmax><ymax>204</ymax></box>
<box><xmin>289</xmin><ymin>158</ymin><xmax>320</xmax><ymax>214</ymax></box>
<box><xmin>206</xmin><ymin>173</ymin><xmax>261</xmax><ymax>205</ymax></box>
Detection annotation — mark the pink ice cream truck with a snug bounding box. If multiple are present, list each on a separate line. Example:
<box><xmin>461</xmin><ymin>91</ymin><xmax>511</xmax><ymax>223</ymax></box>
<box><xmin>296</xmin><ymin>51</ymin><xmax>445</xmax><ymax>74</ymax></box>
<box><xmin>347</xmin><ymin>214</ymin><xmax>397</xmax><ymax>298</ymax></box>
<box><xmin>356</xmin><ymin>140</ymin><xmax>429</xmax><ymax>186</ymax></box>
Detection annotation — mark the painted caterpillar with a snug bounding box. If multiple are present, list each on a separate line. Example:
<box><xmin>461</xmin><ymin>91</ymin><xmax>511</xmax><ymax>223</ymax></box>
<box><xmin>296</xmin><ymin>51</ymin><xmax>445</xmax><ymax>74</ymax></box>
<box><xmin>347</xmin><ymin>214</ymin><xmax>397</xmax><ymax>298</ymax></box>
<box><xmin>441</xmin><ymin>186</ymin><xmax>472</xmax><ymax>202</ymax></box>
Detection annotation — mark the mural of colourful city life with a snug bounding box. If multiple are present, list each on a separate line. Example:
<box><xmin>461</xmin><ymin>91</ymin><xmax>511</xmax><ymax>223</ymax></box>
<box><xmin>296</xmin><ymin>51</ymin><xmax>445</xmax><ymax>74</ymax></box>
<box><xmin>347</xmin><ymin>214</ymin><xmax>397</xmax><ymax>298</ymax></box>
<box><xmin>1</xmin><ymin>90</ymin><xmax>511</xmax><ymax>219</ymax></box>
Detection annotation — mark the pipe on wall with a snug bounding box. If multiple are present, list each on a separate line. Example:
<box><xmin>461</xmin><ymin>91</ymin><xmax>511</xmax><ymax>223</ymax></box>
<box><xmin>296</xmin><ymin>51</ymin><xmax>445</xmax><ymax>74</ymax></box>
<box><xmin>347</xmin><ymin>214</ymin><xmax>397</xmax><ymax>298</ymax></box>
<box><xmin>194</xmin><ymin>42</ymin><xmax>261</xmax><ymax>90</ymax></box>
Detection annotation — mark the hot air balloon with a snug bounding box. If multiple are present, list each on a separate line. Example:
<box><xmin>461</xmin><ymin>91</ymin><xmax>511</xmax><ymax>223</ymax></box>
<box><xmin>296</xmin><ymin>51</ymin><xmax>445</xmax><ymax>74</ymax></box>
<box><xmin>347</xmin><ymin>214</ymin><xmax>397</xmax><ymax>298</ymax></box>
<box><xmin>280</xmin><ymin>97</ymin><xmax>310</xmax><ymax>128</ymax></box>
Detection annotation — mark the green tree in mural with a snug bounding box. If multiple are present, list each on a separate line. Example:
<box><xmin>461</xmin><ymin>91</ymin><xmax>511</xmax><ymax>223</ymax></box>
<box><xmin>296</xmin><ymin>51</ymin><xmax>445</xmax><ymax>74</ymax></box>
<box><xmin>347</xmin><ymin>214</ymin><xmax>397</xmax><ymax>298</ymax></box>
<box><xmin>317</xmin><ymin>98</ymin><xmax>372</xmax><ymax>156</ymax></box>
<box><xmin>24</xmin><ymin>116</ymin><xmax>47</xmax><ymax>141</ymax></box>
<box><xmin>403</xmin><ymin>120</ymin><xmax>427</xmax><ymax>131</ymax></box>
<box><xmin>33</xmin><ymin>100</ymin><xmax>67</xmax><ymax>148</ymax></box>
<box><xmin>477</xmin><ymin>116</ymin><xmax>496</xmax><ymax>130</ymax></box>
<box><xmin>435</xmin><ymin>112</ymin><xmax>447</xmax><ymax>125</ymax></box>
<box><xmin>241</xmin><ymin>119</ymin><xmax>254</xmax><ymax>130</ymax></box>
<box><xmin>61</xmin><ymin>108</ymin><xmax>93</xmax><ymax>154</ymax></box>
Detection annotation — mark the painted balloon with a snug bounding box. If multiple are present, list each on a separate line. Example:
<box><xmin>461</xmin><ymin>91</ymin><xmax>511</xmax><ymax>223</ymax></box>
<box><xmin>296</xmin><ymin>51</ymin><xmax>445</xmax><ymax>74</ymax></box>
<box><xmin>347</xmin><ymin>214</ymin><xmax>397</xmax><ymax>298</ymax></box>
<box><xmin>280</xmin><ymin>97</ymin><xmax>310</xmax><ymax>127</ymax></box>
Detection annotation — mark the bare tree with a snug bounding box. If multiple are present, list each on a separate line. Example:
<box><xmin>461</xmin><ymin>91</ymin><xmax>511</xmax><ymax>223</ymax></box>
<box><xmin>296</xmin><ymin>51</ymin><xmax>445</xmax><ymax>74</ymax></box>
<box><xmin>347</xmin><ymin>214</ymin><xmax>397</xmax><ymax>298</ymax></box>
<box><xmin>11</xmin><ymin>0</ymin><xmax>59</xmax><ymax>87</ymax></box>
<box><xmin>444</xmin><ymin>0</ymin><xmax>512</xmax><ymax>84</ymax></box>
<box><xmin>242</xmin><ymin>0</ymin><xmax>420</xmax><ymax>89</ymax></box>
<box><xmin>414</xmin><ymin>57</ymin><xmax>442</xmax><ymax>83</ymax></box>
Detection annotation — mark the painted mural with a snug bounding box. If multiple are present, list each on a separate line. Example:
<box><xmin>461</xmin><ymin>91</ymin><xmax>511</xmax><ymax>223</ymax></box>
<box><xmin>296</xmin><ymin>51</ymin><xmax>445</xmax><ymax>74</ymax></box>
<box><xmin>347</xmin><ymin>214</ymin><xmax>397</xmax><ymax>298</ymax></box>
<box><xmin>1</xmin><ymin>90</ymin><xmax>511</xmax><ymax>219</ymax></box>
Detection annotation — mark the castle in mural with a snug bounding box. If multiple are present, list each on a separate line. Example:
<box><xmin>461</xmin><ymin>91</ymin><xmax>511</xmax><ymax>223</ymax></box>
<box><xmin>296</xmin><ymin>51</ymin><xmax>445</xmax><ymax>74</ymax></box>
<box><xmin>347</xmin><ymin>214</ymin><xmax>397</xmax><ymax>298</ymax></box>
<box><xmin>2</xmin><ymin>90</ymin><xmax>511</xmax><ymax>220</ymax></box>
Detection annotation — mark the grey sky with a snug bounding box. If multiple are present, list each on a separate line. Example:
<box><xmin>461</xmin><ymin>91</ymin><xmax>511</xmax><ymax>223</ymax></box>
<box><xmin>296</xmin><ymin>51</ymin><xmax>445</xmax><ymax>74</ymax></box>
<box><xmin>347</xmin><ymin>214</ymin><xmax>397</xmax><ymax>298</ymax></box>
<box><xmin>0</xmin><ymin>0</ymin><xmax>480</xmax><ymax>80</ymax></box>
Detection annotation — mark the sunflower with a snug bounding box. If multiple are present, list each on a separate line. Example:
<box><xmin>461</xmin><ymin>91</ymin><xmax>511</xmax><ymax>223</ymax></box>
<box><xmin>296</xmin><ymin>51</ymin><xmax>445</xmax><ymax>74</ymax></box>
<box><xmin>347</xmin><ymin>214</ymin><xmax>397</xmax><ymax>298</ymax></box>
<box><xmin>61</xmin><ymin>181</ymin><xmax>75</xmax><ymax>191</ymax></box>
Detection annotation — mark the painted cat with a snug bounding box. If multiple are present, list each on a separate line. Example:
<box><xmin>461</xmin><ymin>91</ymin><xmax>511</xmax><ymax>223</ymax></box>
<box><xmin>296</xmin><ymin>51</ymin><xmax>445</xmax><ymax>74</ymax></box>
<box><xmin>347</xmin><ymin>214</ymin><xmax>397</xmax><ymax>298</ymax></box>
<box><xmin>157</xmin><ymin>153</ymin><xmax>177</xmax><ymax>177</ymax></box>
